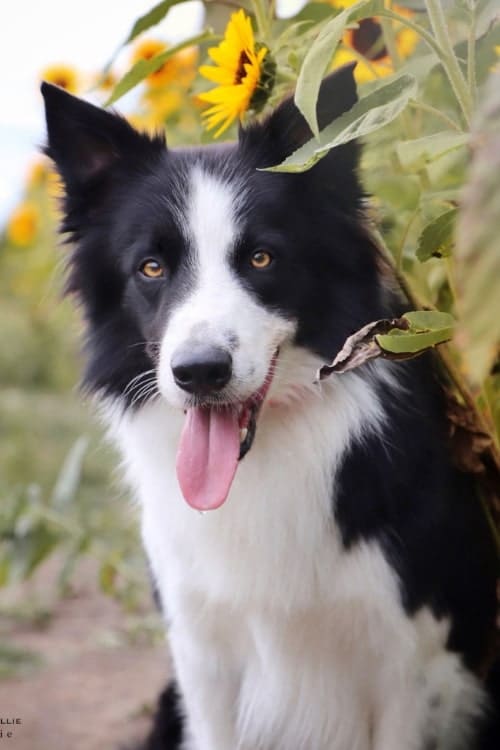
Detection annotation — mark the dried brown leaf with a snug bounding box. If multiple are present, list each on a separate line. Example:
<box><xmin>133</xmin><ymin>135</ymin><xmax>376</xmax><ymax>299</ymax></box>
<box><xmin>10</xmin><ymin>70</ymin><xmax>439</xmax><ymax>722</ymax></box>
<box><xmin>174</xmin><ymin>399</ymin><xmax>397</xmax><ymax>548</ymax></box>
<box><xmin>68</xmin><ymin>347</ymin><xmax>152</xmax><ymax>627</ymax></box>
<box><xmin>317</xmin><ymin>318</ymin><xmax>409</xmax><ymax>378</ymax></box>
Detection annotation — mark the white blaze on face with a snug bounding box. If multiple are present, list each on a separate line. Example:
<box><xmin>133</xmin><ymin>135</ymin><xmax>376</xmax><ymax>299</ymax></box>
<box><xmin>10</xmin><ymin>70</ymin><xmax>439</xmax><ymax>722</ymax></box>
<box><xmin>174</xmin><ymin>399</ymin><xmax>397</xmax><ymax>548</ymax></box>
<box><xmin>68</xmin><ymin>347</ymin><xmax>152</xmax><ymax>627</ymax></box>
<box><xmin>157</xmin><ymin>166</ymin><xmax>295</xmax><ymax>407</ymax></box>
<box><xmin>157</xmin><ymin>167</ymin><xmax>295</xmax><ymax>511</ymax></box>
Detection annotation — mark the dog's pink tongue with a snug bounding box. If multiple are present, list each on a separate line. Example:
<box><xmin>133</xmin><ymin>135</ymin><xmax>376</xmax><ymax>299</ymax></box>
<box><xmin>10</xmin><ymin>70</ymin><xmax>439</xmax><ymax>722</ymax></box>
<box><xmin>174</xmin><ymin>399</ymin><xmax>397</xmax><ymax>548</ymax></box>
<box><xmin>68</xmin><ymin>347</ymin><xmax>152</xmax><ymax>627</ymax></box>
<box><xmin>176</xmin><ymin>407</ymin><xmax>240</xmax><ymax>510</ymax></box>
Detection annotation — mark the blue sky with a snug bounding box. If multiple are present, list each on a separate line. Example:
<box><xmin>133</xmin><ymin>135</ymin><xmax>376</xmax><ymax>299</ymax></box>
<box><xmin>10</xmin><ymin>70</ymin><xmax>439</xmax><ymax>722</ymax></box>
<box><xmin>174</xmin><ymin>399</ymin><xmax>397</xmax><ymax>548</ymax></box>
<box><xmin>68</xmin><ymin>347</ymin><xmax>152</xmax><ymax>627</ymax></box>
<box><xmin>0</xmin><ymin>0</ymin><xmax>304</xmax><ymax>227</ymax></box>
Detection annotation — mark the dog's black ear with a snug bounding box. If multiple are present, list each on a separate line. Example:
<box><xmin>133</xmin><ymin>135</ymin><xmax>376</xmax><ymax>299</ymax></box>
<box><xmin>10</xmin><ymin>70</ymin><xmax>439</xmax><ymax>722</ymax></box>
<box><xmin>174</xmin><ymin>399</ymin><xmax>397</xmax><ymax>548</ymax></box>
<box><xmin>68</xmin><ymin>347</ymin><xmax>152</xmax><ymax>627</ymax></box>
<box><xmin>240</xmin><ymin>63</ymin><xmax>358</xmax><ymax>167</ymax></box>
<box><xmin>41</xmin><ymin>83</ymin><xmax>164</xmax><ymax>193</ymax></box>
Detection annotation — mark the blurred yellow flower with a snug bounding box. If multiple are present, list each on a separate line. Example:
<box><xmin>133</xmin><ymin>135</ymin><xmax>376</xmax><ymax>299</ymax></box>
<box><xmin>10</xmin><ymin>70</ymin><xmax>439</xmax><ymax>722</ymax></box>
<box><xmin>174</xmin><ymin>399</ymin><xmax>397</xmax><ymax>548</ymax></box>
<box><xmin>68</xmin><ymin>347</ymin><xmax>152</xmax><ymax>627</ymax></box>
<box><xmin>198</xmin><ymin>9</ymin><xmax>269</xmax><ymax>137</ymax></box>
<box><xmin>132</xmin><ymin>39</ymin><xmax>197</xmax><ymax>88</ymax></box>
<box><xmin>175</xmin><ymin>46</ymin><xmax>199</xmax><ymax>88</ymax></box>
<box><xmin>96</xmin><ymin>70</ymin><xmax>117</xmax><ymax>92</ymax></box>
<box><xmin>40</xmin><ymin>64</ymin><xmax>79</xmax><ymax>93</ymax></box>
<box><xmin>143</xmin><ymin>88</ymin><xmax>184</xmax><ymax>123</ymax></box>
<box><xmin>27</xmin><ymin>159</ymin><xmax>49</xmax><ymax>189</ymax></box>
<box><xmin>333</xmin><ymin>5</ymin><xmax>418</xmax><ymax>83</ymax></box>
<box><xmin>7</xmin><ymin>203</ymin><xmax>40</xmax><ymax>247</ymax></box>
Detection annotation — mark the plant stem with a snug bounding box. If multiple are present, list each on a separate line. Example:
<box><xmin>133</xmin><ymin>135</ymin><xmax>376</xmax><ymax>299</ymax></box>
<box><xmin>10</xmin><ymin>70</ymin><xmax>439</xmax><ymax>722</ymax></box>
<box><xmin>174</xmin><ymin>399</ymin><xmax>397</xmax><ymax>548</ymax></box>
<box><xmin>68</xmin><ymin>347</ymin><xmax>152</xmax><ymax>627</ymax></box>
<box><xmin>408</xmin><ymin>99</ymin><xmax>464</xmax><ymax>133</ymax></box>
<box><xmin>380</xmin><ymin>7</ymin><xmax>402</xmax><ymax>69</ymax></box>
<box><xmin>377</xmin><ymin>8</ymin><xmax>442</xmax><ymax>58</ymax></box>
<box><xmin>467</xmin><ymin>2</ymin><xmax>477</xmax><ymax>108</ymax></box>
<box><xmin>424</xmin><ymin>0</ymin><xmax>473</xmax><ymax>125</ymax></box>
<box><xmin>395</xmin><ymin>208</ymin><xmax>419</xmax><ymax>271</ymax></box>
<box><xmin>252</xmin><ymin>0</ymin><xmax>272</xmax><ymax>43</ymax></box>
<box><xmin>380</xmin><ymin>8</ymin><xmax>416</xmax><ymax>139</ymax></box>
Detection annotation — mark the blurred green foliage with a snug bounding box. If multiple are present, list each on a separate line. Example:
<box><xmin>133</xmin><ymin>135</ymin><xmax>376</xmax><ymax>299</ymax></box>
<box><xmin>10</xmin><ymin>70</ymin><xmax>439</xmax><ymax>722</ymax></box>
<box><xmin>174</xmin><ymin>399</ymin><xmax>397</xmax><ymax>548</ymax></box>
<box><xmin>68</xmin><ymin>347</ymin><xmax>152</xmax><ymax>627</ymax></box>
<box><xmin>0</xmin><ymin>183</ymin><xmax>146</xmax><ymax>615</ymax></box>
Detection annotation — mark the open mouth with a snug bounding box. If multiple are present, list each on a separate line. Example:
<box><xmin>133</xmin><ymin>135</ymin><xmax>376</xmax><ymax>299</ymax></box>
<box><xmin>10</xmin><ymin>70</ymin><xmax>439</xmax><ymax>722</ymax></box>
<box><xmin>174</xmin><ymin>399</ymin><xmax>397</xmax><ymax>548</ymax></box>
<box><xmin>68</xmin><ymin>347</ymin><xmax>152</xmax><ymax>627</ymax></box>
<box><xmin>176</xmin><ymin>352</ymin><xmax>278</xmax><ymax>511</ymax></box>
<box><xmin>237</xmin><ymin>353</ymin><xmax>277</xmax><ymax>460</ymax></box>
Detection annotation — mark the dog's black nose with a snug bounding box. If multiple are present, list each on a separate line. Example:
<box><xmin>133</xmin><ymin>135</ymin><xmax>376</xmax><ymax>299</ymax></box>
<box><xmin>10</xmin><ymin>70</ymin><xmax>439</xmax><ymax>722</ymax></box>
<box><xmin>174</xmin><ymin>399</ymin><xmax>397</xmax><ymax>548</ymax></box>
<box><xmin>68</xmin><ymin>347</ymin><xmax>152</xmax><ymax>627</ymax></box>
<box><xmin>171</xmin><ymin>345</ymin><xmax>232</xmax><ymax>395</ymax></box>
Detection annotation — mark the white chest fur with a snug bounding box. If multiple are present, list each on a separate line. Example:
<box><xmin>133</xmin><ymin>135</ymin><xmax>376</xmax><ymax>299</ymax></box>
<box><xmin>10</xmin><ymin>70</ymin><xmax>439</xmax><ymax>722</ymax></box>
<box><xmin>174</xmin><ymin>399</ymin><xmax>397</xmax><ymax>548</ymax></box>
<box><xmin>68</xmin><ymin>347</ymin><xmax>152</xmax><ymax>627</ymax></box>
<box><xmin>108</xmin><ymin>374</ymin><xmax>484</xmax><ymax>750</ymax></box>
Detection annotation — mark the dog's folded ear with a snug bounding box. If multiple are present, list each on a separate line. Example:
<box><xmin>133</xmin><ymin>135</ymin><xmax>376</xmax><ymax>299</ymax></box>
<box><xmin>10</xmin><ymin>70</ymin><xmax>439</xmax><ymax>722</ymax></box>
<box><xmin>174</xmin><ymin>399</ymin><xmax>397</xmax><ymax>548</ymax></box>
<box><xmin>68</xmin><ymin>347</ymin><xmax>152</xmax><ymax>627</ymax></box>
<box><xmin>240</xmin><ymin>63</ymin><xmax>358</xmax><ymax>169</ymax></box>
<box><xmin>41</xmin><ymin>83</ymin><xmax>165</xmax><ymax>193</ymax></box>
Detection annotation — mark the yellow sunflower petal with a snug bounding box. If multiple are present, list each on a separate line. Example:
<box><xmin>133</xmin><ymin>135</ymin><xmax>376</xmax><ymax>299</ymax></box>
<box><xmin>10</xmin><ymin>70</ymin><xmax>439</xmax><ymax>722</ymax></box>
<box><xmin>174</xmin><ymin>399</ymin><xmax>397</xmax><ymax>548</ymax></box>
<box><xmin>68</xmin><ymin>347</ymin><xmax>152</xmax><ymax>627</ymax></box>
<box><xmin>198</xmin><ymin>9</ymin><xmax>270</xmax><ymax>137</ymax></box>
<box><xmin>202</xmin><ymin>106</ymin><xmax>237</xmax><ymax>137</ymax></box>
<box><xmin>198</xmin><ymin>65</ymin><xmax>235</xmax><ymax>85</ymax></box>
<box><xmin>198</xmin><ymin>86</ymin><xmax>246</xmax><ymax>105</ymax></box>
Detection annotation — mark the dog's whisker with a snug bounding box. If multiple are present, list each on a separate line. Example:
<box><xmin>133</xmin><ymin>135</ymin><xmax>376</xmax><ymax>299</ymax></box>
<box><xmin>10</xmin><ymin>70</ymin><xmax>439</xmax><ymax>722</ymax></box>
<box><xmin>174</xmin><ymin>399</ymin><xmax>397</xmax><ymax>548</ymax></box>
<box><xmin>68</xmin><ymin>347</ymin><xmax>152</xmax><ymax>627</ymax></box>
<box><xmin>131</xmin><ymin>389</ymin><xmax>157</xmax><ymax>408</ymax></box>
<box><xmin>130</xmin><ymin>377</ymin><xmax>159</xmax><ymax>406</ymax></box>
<box><xmin>123</xmin><ymin>369</ymin><xmax>157</xmax><ymax>398</ymax></box>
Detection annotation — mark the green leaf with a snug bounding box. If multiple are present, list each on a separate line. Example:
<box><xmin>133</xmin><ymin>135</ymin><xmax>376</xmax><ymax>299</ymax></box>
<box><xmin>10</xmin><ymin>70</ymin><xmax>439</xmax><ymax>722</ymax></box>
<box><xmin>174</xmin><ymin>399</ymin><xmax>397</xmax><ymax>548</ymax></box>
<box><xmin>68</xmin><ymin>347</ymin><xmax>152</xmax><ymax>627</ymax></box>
<box><xmin>376</xmin><ymin>328</ymin><xmax>453</xmax><ymax>354</ymax></box>
<box><xmin>293</xmin><ymin>2</ymin><xmax>337</xmax><ymax>25</ymax></box>
<box><xmin>396</xmin><ymin>132</ymin><xmax>468</xmax><ymax>172</ymax></box>
<box><xmin>454</xmin><ymin>70</ymin><xmax>500</xmax><ymax>383</ymax></box>
<box><xmin>50</xmin><ymin>437</ymin><xmax>88</xmax><ymax>508</ymax></box>
<box><xmin>101</xmin><ymin>0</ymin><xmax>195</xmax><ymax>73</ymax></box>
<box><xmin>274</xmin><ymin>20</ymin><xmax>314</xmax><ymax>52</ymax></box>
<box><xmin>416</xmin><ymin>208</ymin><xmax>458</xmax><ymax>262</ymax></box>
<box><xmin>294</xmin><ymin>0</ymin><xmax>382</xmax><ymax>137</ymax></box>
<box><xmin>376</xmin><ymin>310</ymin><xmax>455</xmax><ymax>354</ymax></box>
<box><xmin>319</xmin><ymin>311</ymin><xmax>455</xmax><ymax>376</ymax></box>
<box><xmin>266</xmin><ymin>74</ymin><xmax>417</xmax><ymax>173</ymax></box>
<box><xmin>402</xmin><ymin>310</ymin><xmax>455</xmax><ymax>330</ymax></box>
<box><xmin>106</xmin><ymin>30</ymin><xmax>214</xmax><ymax>105</ymax></box>
<box><xmin>15</xmin><ymin>527</ymin><xmax>60</xmax><ymax>580</ymax></box>
<box><xmin>124</xmin><ymin>0</ymin><xmax>192</xmax><ymax>46</ymax></box>
<box><xmin>397</xmin><ymin>52</ymin><xmax>439</xmax><ymax>85</ymax></box>
<box><xmin>99</xmin><ymin>560</ymin><xmax>118</xmax><ymax>594</ymax></box>
<box><xmin>391</xmin><ymin>0</ymin><xmax>426</xmax><ymax>8</ymax></box>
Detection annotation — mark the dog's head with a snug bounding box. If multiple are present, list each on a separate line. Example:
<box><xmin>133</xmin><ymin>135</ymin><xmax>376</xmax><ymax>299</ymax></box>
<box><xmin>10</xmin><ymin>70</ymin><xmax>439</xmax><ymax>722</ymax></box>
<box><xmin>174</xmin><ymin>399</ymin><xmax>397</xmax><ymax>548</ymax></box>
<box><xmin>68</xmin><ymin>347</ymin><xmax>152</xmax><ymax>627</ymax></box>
<box><xmin>42</xmin><ymin>65</ymin><xmax>384</xmax><ymax>509</ymax></box>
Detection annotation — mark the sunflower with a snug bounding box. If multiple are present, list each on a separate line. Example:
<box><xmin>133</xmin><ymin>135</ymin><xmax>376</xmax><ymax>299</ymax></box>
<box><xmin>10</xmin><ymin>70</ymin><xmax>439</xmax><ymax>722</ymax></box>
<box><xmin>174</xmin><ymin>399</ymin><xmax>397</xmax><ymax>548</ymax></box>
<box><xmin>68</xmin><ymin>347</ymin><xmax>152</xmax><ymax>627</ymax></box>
<box><xmin>198</xmin><ymin>9</ymin><xmax>271</xmax><ymax>137</ymax></box>
<box><xmin>6</xmin><ymin>202</ymin><xmax>40</xmax><ymax>247</ymax></box>
<box><xmin>332</xmin><ymin>5</ymin><xmax>418</xmax><ymax>83</ymax></box>
<box><xmin>40</xmin><ymin>64</ymin><xmax>79</xmax><ymax>93</ymax></box>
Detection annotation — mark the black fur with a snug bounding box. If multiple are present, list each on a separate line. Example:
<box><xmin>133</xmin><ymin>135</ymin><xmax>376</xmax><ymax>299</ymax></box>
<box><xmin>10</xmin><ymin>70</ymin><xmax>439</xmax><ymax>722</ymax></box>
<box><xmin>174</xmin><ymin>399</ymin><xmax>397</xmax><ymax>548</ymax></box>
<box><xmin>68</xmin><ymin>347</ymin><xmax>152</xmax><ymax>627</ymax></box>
<box><xmin>141</xmin><ymin>684</ymin><xmax>183</xmax><ymax>750</ymax></box>
<box><xmin>336</xmin><ymin>356</ymin><xmax>498</xmax><ymax>672</ymax></box>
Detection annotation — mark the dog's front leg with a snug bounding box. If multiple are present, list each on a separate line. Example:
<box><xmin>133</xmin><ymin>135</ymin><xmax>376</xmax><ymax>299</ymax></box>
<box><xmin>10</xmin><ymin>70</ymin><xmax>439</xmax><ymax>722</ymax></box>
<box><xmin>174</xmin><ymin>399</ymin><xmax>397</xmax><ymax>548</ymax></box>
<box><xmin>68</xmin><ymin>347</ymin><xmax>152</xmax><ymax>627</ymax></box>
<box><xmin>169</xmin><ymin>610</ymin><xmax>241</xmax><ymax>750</ymax></box>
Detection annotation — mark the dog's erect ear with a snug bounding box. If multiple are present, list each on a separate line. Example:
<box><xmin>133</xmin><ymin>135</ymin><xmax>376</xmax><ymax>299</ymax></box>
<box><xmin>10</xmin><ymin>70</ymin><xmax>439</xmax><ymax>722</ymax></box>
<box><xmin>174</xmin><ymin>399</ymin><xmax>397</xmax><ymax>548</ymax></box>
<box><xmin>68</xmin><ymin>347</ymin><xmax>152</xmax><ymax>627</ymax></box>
<box><xmin>240</xmin><ymin>63</ymin><xmax>358</xmax><ymax>166</ymax></box>
<box><xmin>41</xmin><ymin>83</ymin><xmax>165</xmax><ymax>192</ymax></box>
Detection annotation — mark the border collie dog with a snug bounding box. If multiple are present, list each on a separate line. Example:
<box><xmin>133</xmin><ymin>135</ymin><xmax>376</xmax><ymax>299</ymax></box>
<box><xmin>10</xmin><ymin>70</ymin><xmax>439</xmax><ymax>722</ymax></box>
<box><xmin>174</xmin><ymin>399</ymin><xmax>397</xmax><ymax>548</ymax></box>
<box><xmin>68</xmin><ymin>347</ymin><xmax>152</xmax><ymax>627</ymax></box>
<box><xmin>42</xmin><ymin>65</ymin><xmax>498</xmax><ymax>750</ymax></box>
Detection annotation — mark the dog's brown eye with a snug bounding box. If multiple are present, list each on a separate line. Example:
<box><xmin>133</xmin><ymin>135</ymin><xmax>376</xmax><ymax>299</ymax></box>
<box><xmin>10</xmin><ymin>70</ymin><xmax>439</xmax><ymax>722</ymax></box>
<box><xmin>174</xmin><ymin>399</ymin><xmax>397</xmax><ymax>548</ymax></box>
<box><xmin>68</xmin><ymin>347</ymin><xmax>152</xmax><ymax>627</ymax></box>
<box><xmin>139</xmin><ymin>259</ymin><xmax>165</xmax><ymax>279</ymax></box>
<box><xmin>251</xmin><ymin>250</ymin><xmax>273</xmax><ymax>270</ymax></box>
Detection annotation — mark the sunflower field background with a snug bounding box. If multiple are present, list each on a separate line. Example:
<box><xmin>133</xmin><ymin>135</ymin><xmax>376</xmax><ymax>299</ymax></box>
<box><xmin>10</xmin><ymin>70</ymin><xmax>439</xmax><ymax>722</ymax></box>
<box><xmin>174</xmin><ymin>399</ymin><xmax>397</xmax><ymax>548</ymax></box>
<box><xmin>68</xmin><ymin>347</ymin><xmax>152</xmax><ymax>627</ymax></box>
<box><xmin>1</xmin><ymin>0</ymin><xmax>499</xmax><ymax>699</ymax></box>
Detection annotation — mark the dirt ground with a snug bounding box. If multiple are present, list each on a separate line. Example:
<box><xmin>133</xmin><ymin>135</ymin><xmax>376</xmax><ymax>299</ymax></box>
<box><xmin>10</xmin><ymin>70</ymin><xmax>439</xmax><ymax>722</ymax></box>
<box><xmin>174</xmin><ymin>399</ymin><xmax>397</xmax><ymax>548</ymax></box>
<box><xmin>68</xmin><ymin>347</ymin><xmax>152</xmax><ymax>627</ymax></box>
<box><xmin>0</xmin><ymin>559</ymin><xmax>170</xmax><ymax>750</ymax></box>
